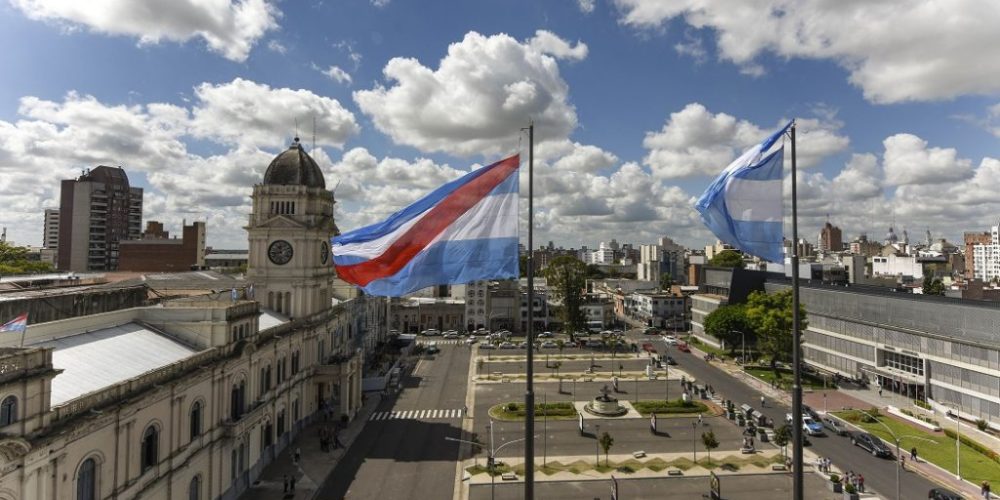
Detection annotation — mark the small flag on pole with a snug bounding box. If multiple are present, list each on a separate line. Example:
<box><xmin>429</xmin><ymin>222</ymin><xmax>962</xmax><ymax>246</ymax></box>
<box><xmin>0</xmin><ymin>313</ymin><xmax>28</xmax><ymax>333</ymax></box>
<box><xmin>694</xmin><ymin>121</ymin><xmax>792</xmax><ymax>263</ymax></box>
<box><xmin>333</xmin><ymin>155</ymin><xmax>520</xmax><ymax>297</ymax></box>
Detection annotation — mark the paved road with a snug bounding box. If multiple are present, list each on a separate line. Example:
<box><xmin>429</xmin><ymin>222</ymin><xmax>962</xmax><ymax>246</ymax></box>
<box><xmin>316</xmin><ymin>344</ymin><xmax>471</xmax><ymax>500</ymax></box>
<box><xmin>667</xmin><ymin>342</ymin><xmax>939</xmax><ymax>500</ymax></box>
<box><xmin>469</xmin><ymin>473</ymin><xmax>838</xmax><ymax>500</ymax></box>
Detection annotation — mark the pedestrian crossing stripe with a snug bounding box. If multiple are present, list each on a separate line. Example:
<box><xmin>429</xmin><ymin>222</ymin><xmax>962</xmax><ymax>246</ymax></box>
<box><xmin>416</xmin><ymin>339</ymin><xmax>463</xmax><ymax>345</ymax></box>
<box><xmin>368</xmin><ymin>408</ymin><xmax>463</xmax><ymax>421</ymax></box>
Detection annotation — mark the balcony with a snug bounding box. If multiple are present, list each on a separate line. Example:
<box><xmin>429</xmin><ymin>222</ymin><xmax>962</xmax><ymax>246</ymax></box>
<box><xmin>222</xmin><ymin>400</ymin><xmax>268</xmax><ymax>438</ymax></box>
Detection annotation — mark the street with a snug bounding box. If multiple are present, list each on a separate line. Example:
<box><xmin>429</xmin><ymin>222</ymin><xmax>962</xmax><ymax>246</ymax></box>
<box><xmin>316</xmin><ymin>342</ymin><xmax>472</xmax><ymax>500</ymax></box>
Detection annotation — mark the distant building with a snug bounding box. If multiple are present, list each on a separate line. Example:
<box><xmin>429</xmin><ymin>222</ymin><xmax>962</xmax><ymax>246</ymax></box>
<box><xmin>849</xmin><ymin>233</ymin><xmax>882</xmax><ymax>257</ymax></box>
<box><xmin>637</xmin><ymin>236</ymin><xmax>686</xmax><ymax>284</ymax></box>
<box><xmin>42</xmin><ymin>208</ymin><xmax>59</xmax><ymax>249</ymax></box>
<box><xmin>819</xmin><ymin>221</ymin><xmax>843</xmax><ymax>252</ymax></box>
<box><xmin>118</xmin><ymin>220</ymin><xmax>207</xmax><ymax>272</ymax></box>
<box><xmin>872</xmin><ymin>254</ymin><xmax>923</xmax><ymax>280</ymax></box>
<box><xmin>57</xmin><ymin>166</ymin><xmax>143</xmax><ymax>272</ymax></box>
<box><xmin>965</xmin><ymin>231</ymin><xmax>992</xmax><ymax>279</ymax></box>
<box><xmin>204</xmin><ymin>249</ymin><xmax>248</xmax><ymax>270</ymax></box>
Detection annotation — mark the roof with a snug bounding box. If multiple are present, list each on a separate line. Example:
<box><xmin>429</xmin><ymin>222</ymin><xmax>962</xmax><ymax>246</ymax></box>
<box><xmin>33</xmin><ymin>322</ymin><xmax>200</xmax><ymax>405</ymax></box>
<box><xmin>263</xmin><ymin>138</ymin><xmax>325</xmax><ymax>189</ymax></box>
<box><xmin>259</xmin><ymin>309</ymin><xmax>290</xmax><ymax>330</ymax></box>
<box><xmin>205</xmin><ymin>253</ymin><xmax>249</xmax><ymax>260</ymax></box>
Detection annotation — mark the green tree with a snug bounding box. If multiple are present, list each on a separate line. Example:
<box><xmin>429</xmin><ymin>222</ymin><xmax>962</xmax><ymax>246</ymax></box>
<box><xmin>0</xmin><ymin>241</ymin><xmax>54</xmax><ymax>275</ymax></box>
<box><xmin>659</xmin><ymin>272</ymin><xmax>673</xmax><ymax>291</ymax></box>
<box><xmin>773</xmin><ymin>424</ymin><xmax>791</xmax><ymax>459</ymax></box>
<box><xmin>744</xmin><ymin>290</ymin><xmax>807</xmax><ymax>373</ymax></box>
<box><xmin>519</xmin><ymin>254</ymin><xmax>529</xmax><ymax>278</ymax></box>
<box><xmin>702</xmin><ymin>304</ymin><xmax>752</xmax><ymax>353</ymax></box>
<box><xmin>701</xmin><ymin>430</ymin><xmax>720</xmax><ymax>466</ymax></box>
<box><xmin>545</xmin><ymin>256</ymin><xmax>588</xmax><ymax>333</ymax></box>
<box><xmin>585</xmin><ymin>264</ymin><xmax>606</xmax><ymax>279</ymax></box>
<box><xmin>599</xmin><ymin>431</ymin><xmax>614</xmax><ymax>466</ymax></box>
<box><xmin>709</xmin><ymin>250</ymin><xmax>744</xmax><ymax>269</ymax></box>
<box><xmin>556</xmin><ymin>339</ymin><xmax>565</xmax><ymax>355</ymax></box>
<box><xmin>922</xmin><ymin>276</ymin><xmax>945</xmax><ymax>296</ymax></box>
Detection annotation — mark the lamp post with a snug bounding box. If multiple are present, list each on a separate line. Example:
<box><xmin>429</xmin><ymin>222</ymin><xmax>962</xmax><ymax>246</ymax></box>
<box><xmin>939</xmin><ymin>402</ymin><xmax>962</xmax><ymax>480</ymax></box>
<box><xmin>543</xmin><ymin>392</ymin><xmax>548</xmax><ymax>467</ymax></box>
<box><xmin>664</xmin><ymin>360</ymin><xmax>669</xmax><ymax>403</ymax></box>
<box><xmin>446</xmin><ymin>421</ymin><xmax>532</xmax><ymax>500</ymax></box>
<box><xmin>692</xmin><ymin>421</ymin><xmax>697</xmax><ymax>462</ymax></box>
<box><xmin>854</xmin><ymin>409</ymin><xmax>936</xmax><ymax>500</ymax></box>
<box><xmin>595</xmin><ymin>424</ymin><xmax>601</xmax><ymax>465</ymax></box>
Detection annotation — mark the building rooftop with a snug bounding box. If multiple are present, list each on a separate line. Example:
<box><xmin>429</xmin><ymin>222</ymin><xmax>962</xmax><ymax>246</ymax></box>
<box><xmin>31</xmin><ymin>322</ymin><xmax>201</xmax><ymax>405</ymax></box>
<box><xmin>259</xmin><ymin>309</ymin><xmax>290</xmax><ymax>330</ymax></box>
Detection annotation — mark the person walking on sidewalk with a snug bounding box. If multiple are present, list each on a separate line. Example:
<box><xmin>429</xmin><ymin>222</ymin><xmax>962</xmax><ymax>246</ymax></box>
<box><xmin>910</xmin><ymin>446</ymin><xmax>918</xmax><ymax>462</ymax></box>
<box><xmin>290</xmin><ymin>475</ymin><xmax>296</xmax><ymax>492</ymax></box>
<box><xmin>294</xmin><ymin>447</ymin><xmax>301</xmax><ymax>464</ymax></box>
<box><xmin>983</xmin><ymin>480</ymin><xmax>991</xmax><ymax>499</ymax></box>
<box><xmin>283</xmin><ymin>475</ymin><xmax>289</xmax><ymax>493</ymax></box>
<box><xmin>858</xmin><ymin>474</ymin><xmax>865</xmax><ymax>493</ymax></box>
<box><xmin>760</xmin><ymin>395</ymin><xmax>766</xmax><ymax>408</ymax></box>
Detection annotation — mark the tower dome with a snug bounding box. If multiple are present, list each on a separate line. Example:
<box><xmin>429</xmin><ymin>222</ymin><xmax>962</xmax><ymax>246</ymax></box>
<box><xmin>263</xmin><ymin>138</ymin><xmax>326</xmax><ymax>189</ymax></box>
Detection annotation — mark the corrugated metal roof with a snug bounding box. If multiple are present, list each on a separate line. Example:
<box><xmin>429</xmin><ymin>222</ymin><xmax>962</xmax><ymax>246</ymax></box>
<box><xmin>34</xmin><ymin>323</ymin><xmax>200</xmax><ymax>406</ymax></box>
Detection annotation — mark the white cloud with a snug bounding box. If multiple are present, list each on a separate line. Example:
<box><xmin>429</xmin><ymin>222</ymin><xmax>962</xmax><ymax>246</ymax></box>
<box><xmin>882</xmin><ymin>134</ymin><xmax>974</xmax><ymax>186</ymax></box>
<box><xmin>371</xmin><ymin>0</ymin><xmax>390</xmax><ymax>7</ymax></box>
<box><xmin>831</xmin><ymin>153</ymin><xmax>882</xmax><ymax>201</ymax></box>
<box><xmin>319</xmin><ymin>65</ymin><xmax>352</xmax><ymax>85</ymax></box>
<box><xmin>528</xmin><ymin>30</ymin><xmax>589</xmax><ymax>61</ymax></box>
<box><xmin>354</xmin><ymin>30</ymin><xmax>581</xmax><ymax>157</ymax></box>
<box><xmin>613</xmin><ymin>0</ymin><xmax>1000</xmax><ymax>103</ymax></box>
<box><xmin>267</xmin><ymin>39</ymin><xmax>287</xmax><ymax>54</ymax></box>
<box><xmin>577</xmin><ymin>0</ymin><xmax>596</xmax><ymax>14</ymax></box>
<box><xmin>642</xmin><ymin>102</ymin><xmax>848</xmax><ymax>178</ymax></box>
<box><xmin>190</xmin><ymin>78</ymin><xmax>359</xmax><ymax>149</ymax></box>
<box><xmin>11</xmin><ymin>0</ymin><xmax>280</xmax><ymax>62</ymax></box>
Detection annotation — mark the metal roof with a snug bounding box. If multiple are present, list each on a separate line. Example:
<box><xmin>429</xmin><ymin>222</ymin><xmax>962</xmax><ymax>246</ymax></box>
<box><xmin>34</xmin><ymin>322</ymin><xmax>200</xmax><ymax>406</ymax></box>
<box><xmin>259</xmin><ymin>309</ymin><xmax>290</xmax><ymax>330</ymax></box>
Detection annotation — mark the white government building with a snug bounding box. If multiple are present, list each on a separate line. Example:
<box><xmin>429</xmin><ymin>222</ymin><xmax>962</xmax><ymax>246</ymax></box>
<box><xmin>0</xmin><ymin>139</ymin><xmax>386</xmax><ymax>500</ymax></box>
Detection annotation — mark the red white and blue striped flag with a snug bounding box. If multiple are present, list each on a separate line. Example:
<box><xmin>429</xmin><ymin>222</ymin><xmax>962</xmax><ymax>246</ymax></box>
<box><xmin>332</xmin><ymin>155</ymin><xmax>520</xmax><ymax>297</ymax></box>
<box><xmin>0</xmin><ymin>313</ymin><xmax>28</xmax><ymax>333</ymax></box>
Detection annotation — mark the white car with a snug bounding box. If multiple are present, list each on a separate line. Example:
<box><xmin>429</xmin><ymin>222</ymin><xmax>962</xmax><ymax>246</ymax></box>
<box><xmin>541</xmin><ymin>340</ymin><xmax>558</xmax><ymax>348</ymax></box>
<box><xmin>465</xmin><ymin>337</ymin><xmax>478</xmax><ymax>345</ymax></box>
<box><xmin>443</xmin><ymin>332</ymin><xmax>460</xmax><ymax>339</ymax></box>
<box><xmin>422</xmin><ymin>329</ymin><xmax>441</xmax><ymax>336</ymax></box>
<box><xmin>661</xmin><ymin>335</ymin><xmax>678</xmax><ymax>345</ymax></box>
<box><xmin>479</xmin><ymin>342</ymin><xmax>496</xmax><ymax>350</ymax></box>
<box><xmin>499</xmin><ymin>341</ymin><xmax>516</xmax><ymax>349</ymax></box>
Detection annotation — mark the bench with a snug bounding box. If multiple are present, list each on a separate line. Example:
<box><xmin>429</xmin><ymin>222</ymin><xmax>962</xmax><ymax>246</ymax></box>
<box><xmin>632</xmin><ymin>451</ymin><xmax>646</xmax><ymax>458</ymax></box>
<box><xmin>667</xmin><ymin>469</ymin><xmax>683</xmax><ymax>476</ymax></box>
<box><xmin>501</xmin><ymin>472</ymin><xmax>518</xmax><ymax>481</ymax></box>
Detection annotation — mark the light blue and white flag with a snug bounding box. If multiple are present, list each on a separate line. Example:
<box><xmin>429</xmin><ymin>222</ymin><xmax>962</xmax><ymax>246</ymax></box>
<box><xmin>694</xmin><ymin>121</ymin><xmax>792</xmax><ymax>263</ymax></box>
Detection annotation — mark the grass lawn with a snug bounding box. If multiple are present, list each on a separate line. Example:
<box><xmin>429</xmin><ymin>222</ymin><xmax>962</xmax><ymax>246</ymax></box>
<box><xmin>745</xmin><ymin>366</ymin><xmax>834</xmax><ymax>390</ymax></box>
<box><xmin>465</xmin><ymin>454</ymin><xmax>782</xmax><ymax>476</ymax></box>
<box><xmin>488</xmin><ymin>402</ymin><xmax>578</xmax><ymax>421</ymax></box>
<box><xmin>632</xmin><ymin>399</ymin><xmax>710</xmax><ymax>416</ymax></box>
<box><xmin>832</xmin><ymin>410</ymin><xmax>1000</xmax><ymax>485</ymax></box>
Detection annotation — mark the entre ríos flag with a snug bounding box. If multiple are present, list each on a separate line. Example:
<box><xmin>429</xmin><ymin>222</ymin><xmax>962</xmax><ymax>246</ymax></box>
<box><xmin>0</xmin><ymin>313</ymin><xmax>28</xmax><ymax>333</ymax></box>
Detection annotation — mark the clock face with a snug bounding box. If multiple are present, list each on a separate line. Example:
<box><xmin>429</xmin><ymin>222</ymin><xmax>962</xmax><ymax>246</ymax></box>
<box><xmin>320</xmin><ymin>241</ymin><xmax>330</xmax><ymax>264</ymax></box>
<box><xmin>268</xmin><ymin>240</ymin><xmax>293</xmax><ymax>265</ymax></box>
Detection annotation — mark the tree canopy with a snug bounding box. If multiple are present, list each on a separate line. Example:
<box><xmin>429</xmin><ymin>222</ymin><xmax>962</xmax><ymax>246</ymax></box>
<box><xmin>659</xmin><ymin>272</ymin><xmax>673</xmax><ymax>291</ymax></box>
<box><xmin>0</xmin><ymin>242</ymin><xmax>53</xmax><ymax>275</ymax></box>
<box><xmin>709</xmin><ymin>250</ymin><xmax>744</xmax><ymax>269</ymax></box>
<box><xmin>545</xmin><ymin>256</ymin><xmax>588</xmax><ymax>332</ymax></box>
<box><xmin>703</xmin><ymin>304</ymin><xmax>752</xmax><ymax>352</ymax></box>
<box><xmin>744</xmin><ymin>290</ymin><xmax>808</xmax><ymax>369</ymax></box>
<box><xmin>922</xmin><ymin>276</ymin><xmax>945</xmax><ymax>296</ymax></box>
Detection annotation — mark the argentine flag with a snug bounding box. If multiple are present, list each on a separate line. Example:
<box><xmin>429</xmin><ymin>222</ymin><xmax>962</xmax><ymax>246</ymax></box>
<box><xmin>332</xmin><ymin>155</ymin><xmax>520</xmax><ymax>297</ymax></box>
<box><xmin>694</xmin><ymin>121</ymin><xmax>792</xmax><ymax>263</ymax></box>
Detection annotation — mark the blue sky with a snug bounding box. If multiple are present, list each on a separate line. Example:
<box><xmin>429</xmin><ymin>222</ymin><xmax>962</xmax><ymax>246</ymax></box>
<box><xmin>1</xmin><ymin>0</ymin><xmax>998</xmax><ymax>251</ymax></box>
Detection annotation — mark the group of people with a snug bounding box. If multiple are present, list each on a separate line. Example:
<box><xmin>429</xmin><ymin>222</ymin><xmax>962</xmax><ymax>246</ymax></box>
<box><xmin>319</xmin><ymin>425</ymin><xmax>344</xmax><ymax>452</ymax></box>
<box><xmin>815</xmin><ymin>456</ymin><xmax>832</xmax><ymax>473</ymax></box>
<box><xmin>841</xmin><ymin>471</ymin><xmax>866</xmax><ymax>493</ymax></box>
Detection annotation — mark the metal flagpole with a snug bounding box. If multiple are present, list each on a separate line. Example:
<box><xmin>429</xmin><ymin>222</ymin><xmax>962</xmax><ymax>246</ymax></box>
<box><xmin>790</xmin><ymin>122</ymin><xmax>804</xmax><ymax>500</ymax></box>
<box><xmin>524</xmin><ymin>122</ymin><xmax>536</xmax><ymax>499</ymax></box>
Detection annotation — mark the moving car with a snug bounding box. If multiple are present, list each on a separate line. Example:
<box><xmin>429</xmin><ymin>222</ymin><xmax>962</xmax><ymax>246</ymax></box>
<box><xmin>499</xmin><ymin>341</ymin><xmax>516</xmax><ymax>349</ymax></box>
<box><xmin>426</xmin><ymin>343</ymin><xmax>440</xmax><ymax>354</ymax></box>
<box><xmin>479</xmin><ymin>342</ymin><xmax>496</xmax><ymax>350</ymax></box>
<box><xmin>802</xmin><ymin>416</ymin><xmax>824</xmax><ymax>436</ymax></box>
<box><xmin>676</xmin><ymin>341</ymin><xmax>691</xmax><ymax>353</ymax></box>
<box><xmin>538</xmin><ymin>331</ymin><xmax>553</xmax><ymax>338</ymax></box>
<box><xmin>664</xmin><ymin>355</ymin><xmax>677</xmax><ymax>366</ymax></box>
<box><xmin>928</xmin><ymin>487</ymin><xmax>965</xmax><ymax>500</ymax></box>
<box><xmin>661</xmin><ymin>335</ymin><xmax>678</xmax><ymax>345</ymax></box>
<box><xmin>465</xmin><ymin>337</ymin><xmax>478</xmax><ymax>345</ymax></box>
<box><xmin>851</xmin><ymin>432</ymin><xmax>894</xmax><ymax>458</ymax></box>
<box><xmin>443</xmin><ymin>332</ymin><xmax>460</xmax><ymax>339</ymax></box>
<box><xmin>802</xmin><ymin>404</ymin><xmax>820</xmax><ymax>420</ymax></box>
<box><xmin>821</xmin><ymin>416</ymin><xmax>849</xmax><ymax>436</ymax></box>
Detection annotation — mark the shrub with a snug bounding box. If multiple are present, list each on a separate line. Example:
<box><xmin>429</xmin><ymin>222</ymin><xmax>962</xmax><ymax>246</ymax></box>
<box><xmin>913</xmin><ymin>399</ymin><xmax>931</xmax><ymax>410</ymax></box>
<box><xmin>845</xmin><ymin>484</ymin><xmax>857</xmax><ymax>494</ymax></box>
<box><xmin>616</xmin><ymin>465</ymin><xmax>635</xmax><ymax>474</ymax></box>
<box><xmin>901</xmin><ymin>409</ymin><xmax>914</xmax><ymax>417</ymax></box>
<box><xmin>829</xmin><ymin>474</ymin><xmax>840</xmax><ymax>483</ymax></box>
<box><xmin>506</xmin><ymin>402</ymin><xmax>518</xmax><ymax>412</ymax></box>
<box><xmin>976</xmin><ymin>419</ymin><xmax>989</xmax><ymax>431</ymax></box>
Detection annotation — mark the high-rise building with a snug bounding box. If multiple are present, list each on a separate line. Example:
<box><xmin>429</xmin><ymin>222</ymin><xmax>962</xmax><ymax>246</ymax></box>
<box><xmin>972</xmin><ymin>225</ymin><xmax>1000</xmax><ymax>283</ymax></box>
<box><xmin>965</xmin><ymin>231</ymin><xmax>992</xmax><ymax>279</ymax></box>
<box><xmin>118</xmin><ymin>220</ymin><xmax>207</xmax><ymax>272</ymax></box>
<box><xmin>57</xmin><ymin>166</ymin><xmax>143</xmax><ymax>272</ymax></box>
<box><xmin>42</xmin><ymin>208</ymin><xmax>59</xmax><ymax>249</ymax></box>
<box><xmin>819</xmin><ymin>222</ymin><xmax>843</xmax><ymax>252</ymax></box>
<box><xmin>637</xmin><ymin>236</ymin><xmax>686</xmax><ymax>284</ymax></box>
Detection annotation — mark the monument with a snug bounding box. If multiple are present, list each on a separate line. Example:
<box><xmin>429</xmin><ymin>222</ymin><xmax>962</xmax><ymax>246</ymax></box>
<box><xmin>585</xmin><ymin>384</ymin><xmax>627</xmax><ymax>417</ymax></box>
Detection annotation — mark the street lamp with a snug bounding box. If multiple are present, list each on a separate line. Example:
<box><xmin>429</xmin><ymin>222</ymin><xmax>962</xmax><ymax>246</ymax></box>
<box><xmin>446</xmin><ymin>421</ymin><xmax>533</xmax><ymax>500</ymax></box>
<box><xmin>692</xmin><ymin>421</ymin><xmax>697</xmax><ymax>462</ymax></box>
<box><xmin>854</xmin><ymin>409</ymin><xmax>936</xmax><ymax>500</ymax></box>
<box><xmin>595</xmin><ymin>424</ymin><xmax>601</xmax><ymax>465</ymax></box>
<box><xmin>939</xmin><ymin>402</ymin><xmax>962</xmax><ymax>480</ymax></box>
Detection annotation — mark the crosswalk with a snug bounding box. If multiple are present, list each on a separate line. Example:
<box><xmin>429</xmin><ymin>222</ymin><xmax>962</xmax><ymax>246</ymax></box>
<box><xmin>416</xmin><ymin>339</ymin><xmax>462</xmax><ymax>345</ymax></box>
<box><xmin>369</xmin><ymin>408</ymin><xmax>463</xmax><ymax>421</ymax></box>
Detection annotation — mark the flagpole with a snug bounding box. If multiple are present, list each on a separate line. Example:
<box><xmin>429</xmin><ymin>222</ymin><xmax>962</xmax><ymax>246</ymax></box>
<box><xmin>790</xmin><ymin>121</ymin><xmax>804</xmax><ymax>500</ymax></box>
<box><xmin>524</xmin><ymin>122</ymin><xmax>536</xmax><ymax>500</ymax></box>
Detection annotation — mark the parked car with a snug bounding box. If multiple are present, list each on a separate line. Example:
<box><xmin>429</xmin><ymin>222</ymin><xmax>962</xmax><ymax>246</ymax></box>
<box><xmin>518</xmin><ymin>341</ymin><xmax>529</xmax><ymax>349</ymax></box>
<box><xmin>851</xmin><ymin>432</ymin><xmax>894</xmax><ymax>458</ymax></box>
<box><xmin>928</xmin><ymin>487</ymin><xmax>965</xmax><ymax>500</ymax></box>
<box><xmin>538</xmin><ymin>331</ymin><xmax>553</xmax><ymax>338</ymax></box>
<box><xmin>443</xmin><ymin>332</ymin><xmax>460</xmax><ymax>339</ymax></box>
<box><xmin>802</xmin><ymin>404</ymin><xmax>820</xmax><ymax>420</ymax></box>
<box><xmin>465</xmin><ymin>337</ymin><xmax>478</xmax><ymax>345</ymax></box>
<box><xmin>426</xmin><ymin>343</ymin><xmax>440</xmax><ymax>354</ymax></box>
<box><xmin>585</xmin><ymin>339</ymin><xmax>603</xmax><ymax>348</ymax></box>
<box><xmin>821</xmin><ymin>416</ymin><xmax>849</xmax><ymax>436</ymax></box>
<box><xmin>664</xmin><ymin>355</ymin><xmax>677</xmax><ymax>366</ymax></box>
<box><xmin>541</xmin><ymin>340</ymin><xmax>558</xmax><ymax>348</ymax></box>
<box><xmin>422</xmin><ymin>329</ymin><xmax>441</xmax><ymax>336</ymax></box>
<box><xmin>676</xmin><ymin>341</ymin><xmax>691</xmax><ymax>353</ymax></box>
<box><xmin>802</xmin><ymin>416</ymin><xmax>824</xmax><ymax>436</ymax></box>
<box><xmin>499</xmin><ymin>341</ymin><xmax>516</xmax><ymax>349</ymax></box>
<box><xmin>479</xmin><ymin>342</ymin><xmax>496</xmax><ymax>350</ymax></box>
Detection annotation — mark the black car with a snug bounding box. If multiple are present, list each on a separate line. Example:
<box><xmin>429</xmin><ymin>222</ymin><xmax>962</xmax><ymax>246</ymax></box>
<box><xmin>802</xmin><ymin>404</ymin><xmax>820</xmax><ymax>421</ymax></box>
<box><xmin>851</xmin><ymin>432</ymin><xmax>893</xmax><ymax>458</ymax></box>
<box><xmin>928</xmin><ymin>488</ymin><xmax>964</xmax><ymax>500</ymax></box>
<box><xmin>664</xmin><ymin>356</ymin><xmax>677</xmax><ymax>366</ymax></box>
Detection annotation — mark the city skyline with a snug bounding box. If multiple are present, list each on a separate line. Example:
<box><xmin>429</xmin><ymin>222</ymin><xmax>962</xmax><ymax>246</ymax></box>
<box><xmin>0</xmin><ymin>1</ymin><xmax>999</xmax><ymax>251</ymax></box>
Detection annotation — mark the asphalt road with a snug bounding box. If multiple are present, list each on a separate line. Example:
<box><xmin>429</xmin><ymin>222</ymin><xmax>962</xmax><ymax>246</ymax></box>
<box><xmin>666</xmin><ymin>341</ymin><xmax>940</xmax><ymax>500</ymax></box>
<box><xmin>316</xmin><ymin>343</ymin><xmax>471</xmax><ymax>500</ymax></box>
<box><xmin>469</xmin><ymin>473</ymin><xmax>839</xmax><ymax>500</ymax></box>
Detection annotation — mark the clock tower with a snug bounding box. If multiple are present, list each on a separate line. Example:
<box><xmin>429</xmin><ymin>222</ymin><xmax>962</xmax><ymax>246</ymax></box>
<box><xmin>246</xmin><ymin>137</ymin><xmax>338</xmax><ymax>318</ymax></box>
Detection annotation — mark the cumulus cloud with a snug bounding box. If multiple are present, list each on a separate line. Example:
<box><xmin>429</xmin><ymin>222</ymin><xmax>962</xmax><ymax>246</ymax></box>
<box><xmin>354</xmin><ymin>30</ymin><xmax>582</xmax><ymax>157</ymax></box>
<box><xmin>613</xmin><ymin>0</ymin><xmax>1000</xmax><ymax>103</ymax></box>
<box><xmin>11</xmin><ymin>0</ymin><xmax>280</xmax><ymax>62</ymax></box>
<box><xmin>882</xmin><ymin>134</ymin><xmax>974</xmax><ymax>186</ymax></box>
<box><xmin>190</xmin><ymin>78</ymin><xmax>359</xmax><ymax>149</ymax></box>
<box><xmin>642</xmin><ymin>103</ymin><xmax>848</xmax><ymax>178</ymax></box>
<box><xmin>318</xmin><ymin>65</ymin><xmax>352</xmax><ymax>85</ymax></box>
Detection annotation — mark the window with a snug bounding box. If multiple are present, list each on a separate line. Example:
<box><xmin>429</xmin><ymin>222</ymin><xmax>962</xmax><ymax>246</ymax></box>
<box><xmin>190</xmin><ymin>401</ymin><xmax>202</xmax><ymax>440</ymax></box>
<box><xmin>291</xmin><ymin>351</ymin><xmax>300</xmax><ymax>374</ymax></box>
<box><xmin>0</xmin><ymin>396</ymin><xmax>17</xmax><ymax>426</ymax></box>
<box><xmin>231</xmin><ymin>381</ymin><xmax>245</xmax><ymax>421</ymax></box>
<box><xmin>141</xmin><ymin>425</ymin><xmax>159</xmax><ymax>472</ymax></box>
<box><xmin>77</xmin><ymin>458</ymin><xmax>96</xmax><ymax>500</ymax></box>
<box><xmin>189</xmin><ymin>475</ymin><xmax>201</xmax><ymax>500</ymax></box>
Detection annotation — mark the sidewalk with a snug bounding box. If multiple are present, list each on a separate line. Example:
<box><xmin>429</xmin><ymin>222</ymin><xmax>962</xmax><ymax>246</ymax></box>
<box><xmin>240</xmin><ymin>393</ymin><xmax>382</xmax><ymax>500</ymax></box>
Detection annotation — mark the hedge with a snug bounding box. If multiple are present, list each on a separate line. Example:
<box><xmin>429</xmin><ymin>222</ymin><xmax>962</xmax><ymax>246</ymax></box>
<box><xmin>943</xmin><ymin>428</ymin><xmax>1000</xmax><ymax>463</ymax></box>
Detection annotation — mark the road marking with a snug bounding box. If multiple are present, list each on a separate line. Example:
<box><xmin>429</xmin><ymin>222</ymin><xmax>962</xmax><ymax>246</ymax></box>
<box><xmin>367</xmin><ymin>409</ymin><xmax>464</xmax><ymax>421</ymax></box>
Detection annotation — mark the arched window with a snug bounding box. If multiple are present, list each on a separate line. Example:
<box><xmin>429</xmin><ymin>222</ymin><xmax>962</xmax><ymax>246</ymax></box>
<box><xmin>76</xmin><ymin>457</ymin><xmax>96</xmax><ymax>500</ymax></box>
<box><xmin>140</xmin><ymin>425</ymin><xmax>159</xmax><ymax>472</ymax></box>
<box><xmin>231</xmin><ymin>381</ymin><xmax>245</xmax><ymax>421</ymax></box>
<box><xmin>0</xmin><ymin>396</ymin><xmax>17</xmax><ymax>426</ymax></box>
<box><xmin>190</xmin><ymin>401</ymin><xmax>202</xmax><ymax>440</ymax></box>
<box><xmin>189</xmin><ymin>475</ymin><xmax>201</xmax><ymax>500</ymax></box>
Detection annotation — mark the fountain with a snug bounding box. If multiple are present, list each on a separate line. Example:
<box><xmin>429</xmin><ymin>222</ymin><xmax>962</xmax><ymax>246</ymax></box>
<box><xmin>584</xmin><ymin>384</ymin><xmax>627</xmax><ymax>417</ymax></box>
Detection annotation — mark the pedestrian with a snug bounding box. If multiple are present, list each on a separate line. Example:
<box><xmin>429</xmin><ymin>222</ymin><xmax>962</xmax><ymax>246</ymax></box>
<box><xmin>698</xmin><ymin>413</ymin><xmax>703</xmax><ymax>426</ymax></box>
<box><xmin>983</xmin><ymin>480</ymin><xmax>991</xmax><ymax>499</ymax></box>
<box><xmin>858</xmin><ymin>474</ymin><xmax>865</xmax><ymax>493</ymax></box>
<box><xmin>283</xmin><ymin>474</ymin><xmax>289</xmax><ymax>493</ymax></box>
<box><xmin>290</xmin><ymin>475</ymin><xmax>296</xmax><ymax>492</ymax></box>
<box><xmin>294</xmin><ymin>447</ymin><xmax>301</xmax><ymax>464</ymax></box>
<box><xmin>878</xmin><ymin>387</ymin><xmax>883</xmax><ymax>397</ymax></box>
<box><xmin>911</xmin><ymin>446</ymin><xmax>918</xmax><ymax>462</ymax></box>
<box><xmin>900</xmin><ymin>455</ymin><xmax>906</xmax><ymax>471</ymax></box>
<box><xmin>334</xmin><ymin>432</ymin><xmax>344</xmax><ymax>449</ymax></box>
<box><xmin>760</xmin><ymin>395</ymin><xmax>766</xmax><ymax>408</ymax></box>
